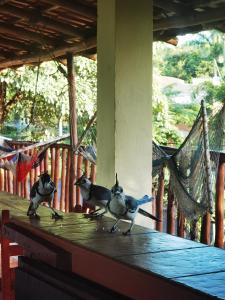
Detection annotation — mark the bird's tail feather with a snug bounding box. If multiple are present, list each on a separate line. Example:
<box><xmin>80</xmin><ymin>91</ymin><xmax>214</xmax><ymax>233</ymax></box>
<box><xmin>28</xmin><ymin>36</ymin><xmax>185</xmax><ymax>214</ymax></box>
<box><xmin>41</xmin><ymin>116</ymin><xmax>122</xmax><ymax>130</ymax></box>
<box><xmin>137</xmin><ymin>195</ymin><xmax>154</xmax><ymax>205</ymax></box>
<box><xmin>138</xmin><ymin>207</ymin><xmax>161</xmax><ymax>222</ymax></box>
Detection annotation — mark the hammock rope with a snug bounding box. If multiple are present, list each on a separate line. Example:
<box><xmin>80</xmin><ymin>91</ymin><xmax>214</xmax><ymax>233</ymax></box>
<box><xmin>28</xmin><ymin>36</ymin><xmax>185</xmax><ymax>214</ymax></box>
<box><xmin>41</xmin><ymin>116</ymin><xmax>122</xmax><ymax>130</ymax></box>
<box><xmin>153</xmin><ymin>100</ymin><xmax>225</xmax><ymax>219</ymax></box>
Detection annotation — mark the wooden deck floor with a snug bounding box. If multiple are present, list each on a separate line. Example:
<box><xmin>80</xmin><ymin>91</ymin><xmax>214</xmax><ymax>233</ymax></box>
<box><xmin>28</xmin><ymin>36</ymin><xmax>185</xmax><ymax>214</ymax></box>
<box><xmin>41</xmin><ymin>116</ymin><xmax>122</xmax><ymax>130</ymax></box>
<box><xmin>0</xmin><ymin>191</ymin><xmax>225</xmax><ymax>299</ymax></box>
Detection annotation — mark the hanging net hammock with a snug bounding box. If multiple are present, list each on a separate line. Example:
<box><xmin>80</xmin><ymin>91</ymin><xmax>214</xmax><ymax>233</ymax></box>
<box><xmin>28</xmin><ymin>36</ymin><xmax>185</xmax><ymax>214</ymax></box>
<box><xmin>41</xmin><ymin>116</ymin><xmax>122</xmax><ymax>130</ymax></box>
<box><xmin>153</xmin><ymin>100</ymin><xmax>225</xmax><ymax>220</ymax></box>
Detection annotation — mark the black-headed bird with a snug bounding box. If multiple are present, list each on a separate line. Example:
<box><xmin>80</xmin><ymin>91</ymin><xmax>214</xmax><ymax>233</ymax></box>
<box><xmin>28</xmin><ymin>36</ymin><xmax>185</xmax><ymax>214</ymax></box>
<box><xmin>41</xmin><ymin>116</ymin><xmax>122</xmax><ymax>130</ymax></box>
<box><xmin>27</xmin><ymin>172</ymin><xmax>62</xmax><ymax>219</ymax></box>
<box><xmin>75</xmin><ymin>174</ymin><xmax>111</xmax><ymax>217</ymax></box>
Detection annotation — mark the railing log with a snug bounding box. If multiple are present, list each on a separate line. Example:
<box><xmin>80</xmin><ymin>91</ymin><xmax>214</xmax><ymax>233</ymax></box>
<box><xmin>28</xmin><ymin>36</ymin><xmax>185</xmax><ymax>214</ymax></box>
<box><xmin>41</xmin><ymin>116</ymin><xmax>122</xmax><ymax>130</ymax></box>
<box><xmin>167</xmin><ymin>183</ymin><xmax>175</xmax><ymax>235</ymax></box>
<box><xmin>156</xmin><ymin>168</ymin><xmax>164</xmax><ymax>232</ymax></box>
<box><xmin>215</xmin><ymin>160</ymin><xmax>225</xmax><ymax>248</ymax></box>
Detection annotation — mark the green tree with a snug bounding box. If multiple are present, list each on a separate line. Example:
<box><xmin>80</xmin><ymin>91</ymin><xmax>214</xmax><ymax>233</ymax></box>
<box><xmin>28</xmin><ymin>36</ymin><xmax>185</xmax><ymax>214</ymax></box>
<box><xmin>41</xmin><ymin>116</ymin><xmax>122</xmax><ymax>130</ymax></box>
<box><xmin>0</xmin><ymin>57</ymin><xmax>97</xmax><ymax>143</ymax></box>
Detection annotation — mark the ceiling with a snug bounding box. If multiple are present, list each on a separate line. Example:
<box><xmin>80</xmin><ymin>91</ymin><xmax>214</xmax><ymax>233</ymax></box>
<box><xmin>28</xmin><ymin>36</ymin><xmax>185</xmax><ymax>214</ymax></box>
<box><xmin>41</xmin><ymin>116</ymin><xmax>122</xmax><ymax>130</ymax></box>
<box><xmin>1</xmin><ymin>0</ymin><xmax>225</xmax><ymax>70</ymax></box>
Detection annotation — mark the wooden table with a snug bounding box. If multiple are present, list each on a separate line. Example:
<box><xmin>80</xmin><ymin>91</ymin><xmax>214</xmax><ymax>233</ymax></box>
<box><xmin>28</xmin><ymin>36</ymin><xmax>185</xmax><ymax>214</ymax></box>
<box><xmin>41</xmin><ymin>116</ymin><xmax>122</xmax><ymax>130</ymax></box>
<box><xmin>0</xmin><ymin>192</ymin><xmax>225</xmax><ymax>300</ymax></box>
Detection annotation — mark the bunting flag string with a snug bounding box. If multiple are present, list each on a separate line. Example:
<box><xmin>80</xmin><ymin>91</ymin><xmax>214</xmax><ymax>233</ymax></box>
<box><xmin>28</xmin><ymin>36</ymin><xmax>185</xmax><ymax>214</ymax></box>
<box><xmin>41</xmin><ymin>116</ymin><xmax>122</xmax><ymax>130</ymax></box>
<box><xmin>0</xmin><ymin>134</ymin><xmax>69</xmax><ymax>182</ymax></box>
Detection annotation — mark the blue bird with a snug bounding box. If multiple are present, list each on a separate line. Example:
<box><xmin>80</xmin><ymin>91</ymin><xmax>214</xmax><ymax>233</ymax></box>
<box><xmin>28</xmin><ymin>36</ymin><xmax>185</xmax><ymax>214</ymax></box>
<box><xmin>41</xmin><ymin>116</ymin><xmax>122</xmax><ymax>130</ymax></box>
<box><xmin>75</xmin><ymin>174</ymin><xmax>111</xmax><ymax>217</ymax></box>
<box><xmin>27</xmin><ymin>172</ymin><xmax>62</xmax><ymax>219</ymax></box>
<box><xmin>108</xmin><ymin>174</ymin><xmax>158</xmax><ymax>235</ymax></box>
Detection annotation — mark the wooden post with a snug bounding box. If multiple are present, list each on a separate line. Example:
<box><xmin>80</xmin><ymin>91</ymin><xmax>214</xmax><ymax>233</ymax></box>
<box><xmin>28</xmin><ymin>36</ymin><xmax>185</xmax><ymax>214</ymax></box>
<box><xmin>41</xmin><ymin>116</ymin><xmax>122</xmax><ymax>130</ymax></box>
<box><xmin>44</xmin><ymin>148</ymin><xmax>49</xmax><ymax>171</ymax></box>
<box><xmin>75</xmin><ymin>154</ymin><xmax>83</xmax><ymax>212</ymax></box>
<box><xmin>50</xmin><ymin>147</ymin><xmax>55</xmax><ymax>179</ymax></box>
<box><xmin>84</xmin><ymin>159</ymin><xmax>90</xmax><ymax>178</ymax></box>
<box><xmin>60</xmin><ymin>148</ymin><xmax>67</xmax><ymax>211</ymax></box>
<box><xmin>30</xmin><ymin>149</ymin><xmax>35</xmax><ymax>192</ymax></box>
<box><xmin>156</xmin><ymin>169</ymin><xmax>164</xmax><ymax>232</ymax></box>
<box><xmin>53</xmin><ymin>147</ymin><xmax>60</xmax><ymax>210</ymax></box>
<box><xmin>67</xmin><ymin>52</ymin><xmax>78</xmax><ymax>211</ymax></box>
<box><xmin>167</xmin><ymin>182</ymin><xmax>175</xmax><ymax>235</ymax></box>
<box><xmin>201</xmin><ymin>100</ymin><xmax>213</xmax><ymax>213</ymax></box>
<box><xmin>190</xmin><ymin>219</ymin><xmax>198</xmax><ymax>241</ymax></box>
<box><xmin>65</xmin><ymin>149</ymin><xmax>71</xmax><ymax>213</ymax></box>
<box><xmin>215</xmin><ymin>160</ymin><xmax>225</xmax><ymax>248</ymax></box>
<box><xmin>200</xmin><ymin>212</ymin><xmax>211</xmax><ymax>245</ymax></box>
<box><xmin>177</xmin><ymin>209</ymin><xmax>185</xmax><ymax>238</ymax></box>
<box><xmin>90</xmin><ymin>164</ymin><xmax>96</xmax><ymax>183</ymax></box>
<box><xmin>1</xmin><ymin>210</ymin><xmax>23</xmax><ymax>300</ymax></box>
<box><xmin>1</xmin><ymin>210</ymin><xmax>13</xmax><ymax>300</ymax></box>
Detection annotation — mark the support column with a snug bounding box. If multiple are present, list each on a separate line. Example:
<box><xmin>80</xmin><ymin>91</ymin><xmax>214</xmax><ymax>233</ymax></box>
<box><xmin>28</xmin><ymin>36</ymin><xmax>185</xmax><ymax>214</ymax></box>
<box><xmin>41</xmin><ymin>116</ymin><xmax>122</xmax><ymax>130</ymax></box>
<box><xmin>67</xmin><ymin>53</ymin><xmax>77</xmax><ymax>210</ymax></box>
<box><xmin>97</xmin><ymin>0</ymin><xmax>153</xmax><ymax>197</ymax></box>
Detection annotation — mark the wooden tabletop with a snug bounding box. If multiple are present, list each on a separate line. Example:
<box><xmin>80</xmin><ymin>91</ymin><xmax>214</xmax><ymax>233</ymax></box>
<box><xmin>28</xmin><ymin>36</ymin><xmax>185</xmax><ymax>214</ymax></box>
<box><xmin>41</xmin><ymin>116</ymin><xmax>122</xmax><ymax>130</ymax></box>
<box><xmin>1</xmin><ymin>191</ymin><xmax>225</xmax><ymax>300</ymax></box>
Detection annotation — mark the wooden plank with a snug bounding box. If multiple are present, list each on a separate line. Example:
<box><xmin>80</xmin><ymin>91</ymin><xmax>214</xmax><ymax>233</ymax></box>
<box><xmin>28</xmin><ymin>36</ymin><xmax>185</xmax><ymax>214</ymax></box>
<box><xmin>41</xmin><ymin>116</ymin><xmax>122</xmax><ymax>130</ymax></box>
<box><xmin>70</xmin><ymin>244</ymin><xmax>212</xmax><ymax>300</ymax></box>
<box><xmin>3</xmin><ymin>223</ymin><xmax>71</xmax><ymax>271</ymax></box>
<box><xmin>75</xmin><ymin>232</ymin><xmax>206</xmax><ymax>257</ymax></box>
<box><xmin>118</xmin><ymin>247</ymin><xmax>225</xmax><ymax>279</ymax></box>
<box><xmin>0</xmin><ymin>37</ymin><xmax>96</xmax><ymax>71</ymax></box>
<box><xmin>175</xmin><ymin>271</ymin><xmax>225</xmax><ymax>300</ymax></box>
<box><xmin>1</xmin><ymin>4</ymin><xmax>83</xmax><ymax>39</ymax></box>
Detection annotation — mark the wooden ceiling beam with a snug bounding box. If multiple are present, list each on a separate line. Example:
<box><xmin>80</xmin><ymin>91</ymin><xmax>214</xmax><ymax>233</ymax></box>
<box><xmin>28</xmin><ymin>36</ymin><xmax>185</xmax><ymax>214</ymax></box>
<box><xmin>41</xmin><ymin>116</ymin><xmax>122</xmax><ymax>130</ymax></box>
<box><xmin>43</xmin><ymin>0</ymin><xmax>96</xmax><ymax>21</ymax></box>
<box><xmin>154</xmin><ymin>0</ymin><xmax>186</xmax><ymax>13</ymax></box>
<box><xmin>154</xmin><ymin>7</ymin><xmax>225</xmax><ymax>31</ymax></box>
<box><xmin>1</xmin><ymin>4</ymin><xmax>84</xmax><ymax>39</ymax></box>
<box><xmin>0</xmin><ymin>36</ymin><xmax>96</xmax><ymax>70</ymax></box>
<box><xmin>0</xmin><ymin>36</ymin><xmax>30</xmax><ymax>50</ymax></box>
<box><xmin>0</xmin><ymin>0</ymin><xmax>9</xmax><ymax>4</ymax></box>
<box><xmin>0</xmin><ymin>23</ymin><xmax>58</xmax><ymax>46</ymax></box>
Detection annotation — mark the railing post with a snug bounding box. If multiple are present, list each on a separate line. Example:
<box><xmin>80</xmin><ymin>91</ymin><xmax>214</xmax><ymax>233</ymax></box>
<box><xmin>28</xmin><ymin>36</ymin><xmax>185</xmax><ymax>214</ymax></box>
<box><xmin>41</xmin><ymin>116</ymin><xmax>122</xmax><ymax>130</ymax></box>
<box><xmin>177</xmin><ymin>209</ymin><xmax>185</xmax><ymax>238</ymax></box>
<box><xmin>53</xmin><ymin>146</ymin><xmax>60</xmax><ymax>210</ymax></box>
<box><xmin>69</xmin><ymin>151</ymin><xmax>77</xmax><ymax>211</ymax></box>
<box><xmin>190</xmin><ymin>219</ymin><xmax>198</xmax><ymax>241</ymax></box>
<box><xmin>156</xmin><ymin>168</ymin><xmax>164</xmax><ymax>232</ymax></box>
<box><xmin>151</xmin><ymin>188</ymin><xmax>156</xmax><ymax>229</ymax></box>
<box><xmin>215</xmin><ymin>160</ymin><xmax>225</xmax><ymax>248</ymax></box>
<box><xmin>44</xmin><ymin>148</ymin><xmax>49</xmax><ymax>172</ymax></box>
<box><xmin>90</xmin><ymin>164</ymin><xmax>96</xmax><ymax>183</ymax></box>
<box><xmin>167</xmin><ymin>182</ymin><xmax>175</xmax><ymax>235</ymax></box>
<box><xmin>50</xmin><ymin>147</ymin><xmax>55</xmax><ymax>180</ymax></box>
<box><xmin>84</xmin><ymin>159</ymin><xmax>90</xmax><ymax>178</ymax></box>
<box><xmin>60</xmin><ymin>148</ymin><xmax>67</xmax><ymax>211</ymax></box>
<box><xmin>65</xmin><ymin>149</ymin><xmax>71</xmax><ymax>213</ymax></box>
<box><xmin>200</xmin><ymin>212</ymin><xmax>211</xmax><ymax>245</ymax></box>
<box><xmin>1</xmin><ymin>210</ymin><xmax>13</xmax><ymax>300</ymax></box>
<box><xmin>74</xmin><ymin>154</ymin><xmax>82</xmax><ymax>212</ymax></box>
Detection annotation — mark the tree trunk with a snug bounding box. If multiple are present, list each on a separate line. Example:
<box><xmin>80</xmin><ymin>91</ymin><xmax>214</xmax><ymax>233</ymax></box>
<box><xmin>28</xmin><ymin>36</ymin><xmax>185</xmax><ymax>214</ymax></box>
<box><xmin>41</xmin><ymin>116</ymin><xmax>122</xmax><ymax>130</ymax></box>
<box><xmin>0</xmin><ymin>82</ymin><xmax>6</xmax><ymax>126</ymax></box>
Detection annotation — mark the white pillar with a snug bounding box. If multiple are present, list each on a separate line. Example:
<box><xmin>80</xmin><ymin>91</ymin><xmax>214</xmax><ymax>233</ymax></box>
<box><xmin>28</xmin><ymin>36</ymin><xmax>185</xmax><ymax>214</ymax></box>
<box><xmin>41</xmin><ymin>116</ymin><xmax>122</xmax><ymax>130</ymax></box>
<box><xmin>97</xmin><ymin>0</ymin><xmax>153</xmax><ymax>198</ymax></box>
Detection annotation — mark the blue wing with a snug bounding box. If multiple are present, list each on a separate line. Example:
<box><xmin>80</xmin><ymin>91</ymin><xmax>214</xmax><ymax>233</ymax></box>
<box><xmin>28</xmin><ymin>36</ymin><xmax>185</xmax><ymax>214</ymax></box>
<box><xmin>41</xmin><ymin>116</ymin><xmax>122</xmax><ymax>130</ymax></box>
<box><xmin>125</xmin><ymin>196</ymin><xmax>138</xmax><ymax>212</ymax></box>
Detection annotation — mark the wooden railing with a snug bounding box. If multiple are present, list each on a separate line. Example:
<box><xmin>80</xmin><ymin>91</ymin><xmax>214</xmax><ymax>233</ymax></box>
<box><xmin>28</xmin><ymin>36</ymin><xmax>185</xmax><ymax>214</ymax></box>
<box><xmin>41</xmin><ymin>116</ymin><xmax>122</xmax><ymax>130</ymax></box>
<box><xmin>0</xmin><ymin>141</ymin><xmax>96</xmax><ymax>213</ymax></box>
<box><xmin>152</xmin><ymin>146</ymin><xmax>225</xmax><ymax>249</ymax></box>
<box><xmin>0</xmin><ymin>142</ymin><xmax>224</xmax><ymax>248</ymax></box>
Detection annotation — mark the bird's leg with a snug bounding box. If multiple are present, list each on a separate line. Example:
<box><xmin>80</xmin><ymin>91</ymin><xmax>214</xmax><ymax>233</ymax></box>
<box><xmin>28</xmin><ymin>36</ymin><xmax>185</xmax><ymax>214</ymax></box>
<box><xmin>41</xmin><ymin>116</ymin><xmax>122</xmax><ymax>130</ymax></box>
<box><xmin>110</xmin><ymin>219</ymin><xmax>120</xmax><ymax>233</ymax></box>
<box><xmin>30</xmin><ymin>212</ymin><xmax>40</xmax><ymax>219</ymax></box>
<box><xmin>90</xmin><ymin>208</ymin><xmax>102</xmax><ymax>215</ymax></box>
<box><xmin>83</xmin><ymin>208</ymin><xmax>102</xmax><ymax>218</ymax></box>
<box><xmin>48</xmin><ymin>203</ymin><xmax>63</xmax><ymax>219</ymax></box>
<box><xmin>123</xmin><ymin>221</ymin><xmax>134</xmax><ymax>235</ymax></box>
<box><xmin>92</xmin><ymin>207</ymin><xmax>108</xmax><ymax>218</ymax></box>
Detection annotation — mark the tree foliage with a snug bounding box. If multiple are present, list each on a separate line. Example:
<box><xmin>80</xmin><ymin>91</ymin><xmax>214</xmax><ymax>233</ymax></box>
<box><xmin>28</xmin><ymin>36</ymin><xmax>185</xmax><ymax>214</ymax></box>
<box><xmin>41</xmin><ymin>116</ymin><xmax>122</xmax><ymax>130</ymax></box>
<box><xmin>0</xmin><ymin>57</ymin><xmax>97</xmax><ymax>143</ymax></box>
